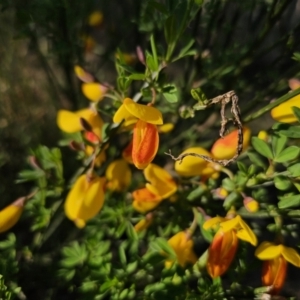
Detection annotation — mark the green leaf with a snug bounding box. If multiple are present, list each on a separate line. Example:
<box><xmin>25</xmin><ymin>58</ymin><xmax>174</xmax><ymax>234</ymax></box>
<box><xmin>251</xmin><ymin>137</ymin><xmax>273</xmax><ymax>159</ymax></box>
<box><xmin>162</xmin><ymin>84</ymin><xmax>178</xmax><ymax>103</ymax></box>
<box><xmin>237</xmin><ymin>161</ymin><xmax>247</xmax><ymax>174</ymax></box>
<box><xmin>278</xmin><ymin>125</ymin><xmax>300</xmax><ymax>138</ymax></box>
<box><xmin>186</xmin><ymin>185</ymin><xmax>207</xmax><ymax>201</ymax></box>
<box><xmin>150</xmin><ymin>238</ymin><xmax>176</xmax><ymax>258</ymax></box>
<box><xmin>195</xmin><ymin>211</ymin><xmax>213</xmax><ymax>242</ymax></box>
<box><xmin>100</xmin><ymin>279</ymin><xmax>118</xmax><ymax>293</ymax></box>
<box><xmin>223</xmin><ymin>192</ymin><xmax>240</xmax><ymax>210</ymax></box>
<box><xmin>278</xmin><ymin>194</ymin><xmax>300</xmax><ymax>209</ymax></box>
<box><xmin>274</xmin><ymin>176</ymin><xmax>292</xmax><ymax>191</ymax></box>
<box><xmin>128</xmin><ymin>73</ymin><xmax>146</xmax><ymax>80</ymax></box>
<box><xmin>146</xmin><ymin>51</ymin><xmax>158</xmax><ymax>72</ymax></box>
<box><xmin>274</xmin><ymin>146</ymin><xmax>300</xmax><ymax>163</ymax></box>
<box><xmin>271</xmin><ymin>133</ymin><xmax>287</xmax><ymax>157</ymax></box>
<box><xmin>191</xmin><ymin>88</ymin><xmax>208</xmax><ymax>108</ymax></box>
<box><xmin>222</xmin><ymin>178</ymin><xmax>235</xmax><ymax>192</ymax></box>
<box><xmin>119</xmin><ymin>242</ymin><xmax>127</xmax><ymax>265</ymax></box>
<box><xmin>287</xmin><ymin>163</ymin><xmax>300</xmax><ymax>177</ymax></box>
<box><xmin>292</xmin><ymin>106</ymin><xmax>300</xmax><ymax>123</ymax></box>
<box><xmin>126</xmin><ymin>222</ymin><xmax>138</xmax><ymax>240</ymax></box>
<box><xmin>247</xmin><ymin>152</ymin><xmax>267</xmax><ymax>169</ymax></box>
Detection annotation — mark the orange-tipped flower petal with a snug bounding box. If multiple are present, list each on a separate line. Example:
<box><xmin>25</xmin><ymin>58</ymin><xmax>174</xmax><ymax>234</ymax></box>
<box><xmin>175</xmin><ymin>147</ymin><xmax>219</xmax><ymax>177</ymax></box>
<box><xmin>207</xmin><ymin>229</ymin><xmax>238</xmax><ymax>278</ymax></box>
<box><xmin>64</xmin><ymin>174</ymin><xmax>105</xmax><ymax>228</ymax></box>
<box><xmin>122</xmin><ymin>141</ymin><xmax>133</xmax><ymax>164</ymax></box>
<box><xmin>105</xmin><ymin>159</ymin><xmax>131</xmax><ymax>192</ymax></box>
<box><xmin>243</xmin><ymin>197</ymin><xmax>259</xmax><ymax>212</ymax></box>
<box><xmin>82</xmin><ymin>83</ymin><xmax>107</xmax><ymax>102</ymax></box>
<box><xmin>211</xmin><ymin>127</ymin><xmax>251</xmax><ymax>160</ymax></box>
<box><xmin>270</xmin><ymin>94</ymin><xmax>300</xmax><ymax>123</ymax></box>
<box><xmin>0</xmin><ymin>197</ymin><xmax>26</xmax><ymax>233</ymax></box>
<box><xmin>132</xmin><ymin>120</ymin><xmax>159</xmax><ymax>169</ymax></box>
<box><xmin>134</xmin><ymin>214</ymin><xmax>153</xmax><ymax>232</ymax></box>
<box><xmin>166</xmin><ymin>231</ymin><xmax>198</xmax><ymax>268</ymax></box>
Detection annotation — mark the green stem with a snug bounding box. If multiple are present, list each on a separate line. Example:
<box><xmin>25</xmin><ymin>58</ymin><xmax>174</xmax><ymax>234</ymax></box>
<box><xmin>243</xmin><ymin>87</ymin><xmax>300</xmax><ymax>122</ymax></box>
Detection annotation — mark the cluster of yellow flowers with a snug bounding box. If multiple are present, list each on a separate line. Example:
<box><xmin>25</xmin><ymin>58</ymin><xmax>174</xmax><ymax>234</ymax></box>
<box><xmin>1</xmin><ymin>67</ymin><xmax>300</xmax><ymax>295</ymax></box>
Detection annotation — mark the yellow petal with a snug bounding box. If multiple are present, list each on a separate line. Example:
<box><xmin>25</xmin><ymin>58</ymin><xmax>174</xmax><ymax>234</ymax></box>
<box><xmin>175</xmin><ymin>147</ymin><xmax>213</xmax><ymax>177</ymax></box>
<box><xmin>158</xmin><ymin>123</ymin><xmax>174</xmax><ymax>133</ymax></box>
<box><xmin>167</xmin><ymin>231</ymin><xmax>198</xmax><ymax>267</ymax></box>
<box><xmin>82</xmin><ymin>83</ymin><xmax>107</xmax><ymax>102</ymax></box>
<box><xmin>74</xmin><ymin>65</ymin><xmax>94</xmax><ymax>83</ymax></box>
<box><xmin>57</xmin><ymin>110</ymin><xmax>82</xmax><ymax>133</ymax></box>
<box><xmin>123</xmin><ymin>98</ymin><xmax>163</xmax><ymax>125</ymax></box>
<box><xmin>203</xmin><ymin>216</ymin><xmax>227</xmax><ymax>230</ymax></box>
<box><xmin>88</xmin><ymin>11</ymin><xmax>103</xmax><ymax>27</ymax></box>
<box><xmin>235</xmin><ymin>215</ymin><xmax>257</xmax><ymax>246</ymax></box>
<box><xmin>243</xmin><ymin>197</ymin><xmax>259</xmax><ymax>213</ymax></box>
<box><xmin>220</xmin><ymin>216</ymin><xmax>240</xmax><ymax>232</ymax></box>
<box><xmin>255</xmin><ymin>241</ymin><xmax>281</xmax><ymax>260</ymax></box>
<box><xmin>64</xmin><ymin>174</ymin><xmax>105</xmax><ymax>228</ymax></box>
<box><xmin>113</xmin><ymin>103</ymin><xmax>138</xmax><ymax>124</ymax></box>
<box><xmin>211</xmin><ymin>127</ymin><xmax>251</xmax><ymax>160</ymax></box>
<box><xmin>0</xmin><ymin>197</ymin><xmax>25</xmax><ymax>233</ymax></box>
<box><xmin>271</xmin><ymin>94</ymin><xmax>300</xmax><ymax>123</ymax></box>
<box><xmin>281</xmin><ymin>246</ymin><xmax>300</xmax><ymax>267</ymax></box>
<box><xmin>105</xmin><ymin>159</ymin><xmax>132</xmax><ymax>192</ymax></box>
<box><xmin>258</xmin><ymin>130</ymin><xmax>268</xmax><ymax>141</ymax></box>
<box><xmin>134</xmin><ymin>216</ymin><xmax>153</xmax><ymax>232</ymax></box>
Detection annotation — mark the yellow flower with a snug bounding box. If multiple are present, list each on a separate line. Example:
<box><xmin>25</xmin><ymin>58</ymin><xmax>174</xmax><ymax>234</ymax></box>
<box><xmin>255</xmin><ymin>241</ymin><xmax>300</xmax><ymax>294</ymax></box>
<box><xmin>174</xmin><ymin>147</ymin><xmax>220</xmax><ymax>178</ymax></box>
<box><xmin>57</xmin><ymin>108</ymin><xmax>103</xmax><ymax>139</ymax></box>
<box><xmin>211</xmin><ymin>127</ymin><xmax>251</xmax><ymax>160</ymax></box>
<box><xmin>165</xmin><ymin>231</ymin><xmax>198</xmax><ymax>268</ymax></box>
<box><xmin>105</xmin><ymin>159</ymin><xmax>131</xmax><ymax>192</ymax></box>
<box><xmin>81</xmin><ymin>83</ymin><xmax>107</xmax><ymax>102</ymax></box>
<box><xmin>88</xmin><ymin>11</ymin><xmax>103</xmax><ymax>27</ymax></box>
<box><xmin>85</xmin><ymin>145</ymin><xmax>106</xmax><ymax>167</ymax></box>
<box><xmin>258</xmin><ymin>130</ymin><xmax>268</xmax><ymax>142</ymax></box>
<box><xmin>203</xmin><ymin>214</ymin><xmax>257</xmax><ymax>278</ymax></box>
<box><xmin>132</xmin><ymin>164</ymin><xmax>177</xmax><ymax>213</ymax></box>
<box><xmin>0</xmin><ymin>197</ymin><xmax>26</xmax><ymax>233</ymax></box>
<box><xmin>271</xmin><ymin>94</ymin><xmax>300</xmax><ymax>123</ymax></box>
<box><xmin>158</xmin><ymin>123</ymin><xmax>174</xmax><ymax>133</ymax></box>
<box><xmin>64</xmin><ymin>174</ymin><xmax>106</xmax><ymax>228</ymax></box>
<box><xmin>113</xmin><ymin>98</ymin><xmax>163</xmax><ymax>169</ymax></box>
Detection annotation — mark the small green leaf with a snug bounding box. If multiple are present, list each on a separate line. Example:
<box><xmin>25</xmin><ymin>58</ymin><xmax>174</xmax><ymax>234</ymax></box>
<box><xmin>274</xmin><ymin>176</ymin><xmax>292</xmax><ymax>191</ymax></box>
<box><xmin>146</xmin><ymin>51</ymin><xmax>158</xmax><ymax>72</ymax></box>
<box><xmin>222</xmin><ymin>178</ymin><xmax>235</xmax><ymax>192</ymax></box>
<box><xmin>195</xmin><ymin>211</ymin><xmax>213</xmax><ymax>242</ymax></box>
<box><xmin>237</xmin><ymin>162</ymin><xmax>247</xmax><ymax>174</ymax></box>
<box><xmin>251</xmin><ymin>137</ymin><xmax>273</xmax><ymax>159</ymax></box>
<box><xmin>287</xmin><ymin>163</ymin><xmax>300</xmax><ymax>177</ymax></box>
<box><xmin>126</xmin><ymin>222</ymin><xmax>138</xmax><ymax>240</ymax></box>
<box><xmin>162</xmin><ymin>84</ymin><xmax>178</xmax><ymax>103</ymax></box>
<box><xmin>150</xmin><ymin>238</ymin><xmax>176</xmax><ymax>258</ymax></box>
<box><xmin>191</xmin><ymin>88</ymin><xmax>208</xmax><ymax>106</ymax></box>
<box><xmin>292</xmin><ymin>106</ymin><xmax>300</xmax><ymax>123</ymax></box>
<box><xmin>278</xmin><ymin>125</ymin><xmax>300</xmax><ymax>138</ymax></box>
<box><xmin>186</xmin><ymin>185</ymin><xmax>207</xmax><ymax>201</ymax></box>
<box><xmin>247</xmin><ymin>152</ymin><xmax>267</xmax><ymax>169</ymax></box>
<box><xmin>274</xmin><ymin>146</ymin><xmax>300</xmax><ymax>163</ymax></box>
<box><xmin>278</xmin><ymin>194</ymin><xmax>300</xmax><ymax>209</ymax></box>
<box><xmin>223</xmin><ymin>192</ymin><xmax>240</xmax><ymax>210</ymax></box>
<box><xmin>271</xmin><ymin>133</ymin><xmax>287</xmax><ymax>157</ymax></box>
<box><xmin>128</xmin><ymin>73</ymin><xmax>146</xmax><ymax>80</ymax></box>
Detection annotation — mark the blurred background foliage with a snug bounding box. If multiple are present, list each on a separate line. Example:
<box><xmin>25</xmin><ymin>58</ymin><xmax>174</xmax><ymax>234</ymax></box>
<box><xmin>1</xmin><ymin>0</ymin><xmax>300</xmax><ymax>299</ymax></box>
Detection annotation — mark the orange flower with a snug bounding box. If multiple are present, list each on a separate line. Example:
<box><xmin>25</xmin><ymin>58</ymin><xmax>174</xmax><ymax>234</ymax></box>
<box><xmin>165</xmin><ymin>231</ymin><xmax>198</xmax><ymax>268</ymax></box>
<box><xmin>211</xmin><ymin>127</ymin><xmax>251</xmax><ymax>160</ymax></box>
<box><xmin>203</xmin><ymin>214</ymin><xmax>257</xmax><ymax>278</ymax></box>
<box><xmin>113</xmin><ymin>98</ymin><xmax>163</xmax><ymax>169</ymax></box>
<box><xmin>132</xmin><ymin>120</ymin><xmax>159</xmax><ymax>169</ymax></box>
<box><xmin>132</xmin><ymin>164</ymin><xmax>177</xmax><ymax>213</ymax></box>
<box><xmin>255</xmin><ymin>242</ymin><xmax>300</xmax><ymax>294</ymax></box>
